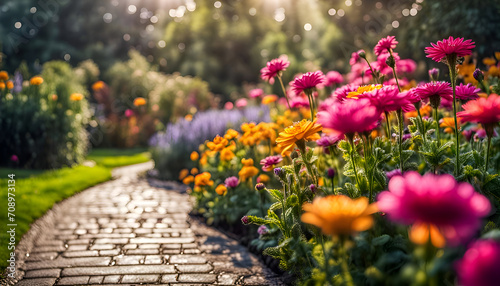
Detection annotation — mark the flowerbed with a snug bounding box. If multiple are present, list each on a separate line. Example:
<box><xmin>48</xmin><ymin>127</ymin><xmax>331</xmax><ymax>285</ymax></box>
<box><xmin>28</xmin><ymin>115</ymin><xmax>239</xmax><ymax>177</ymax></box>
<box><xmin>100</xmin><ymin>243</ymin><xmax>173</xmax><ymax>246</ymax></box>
<box><xmin>175</xmin><ymin>36</ymin><xmax>500</xmax><ymax>285</ymax></box>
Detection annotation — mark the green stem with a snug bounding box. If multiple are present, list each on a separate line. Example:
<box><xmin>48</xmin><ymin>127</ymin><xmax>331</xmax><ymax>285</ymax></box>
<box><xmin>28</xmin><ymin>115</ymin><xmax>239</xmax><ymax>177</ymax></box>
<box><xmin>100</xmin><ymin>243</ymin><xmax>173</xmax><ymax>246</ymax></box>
<box><xmin>306</xmin><ymin>91</ymin><xmax>315</xmax><ymax>120</ymax></box>
<box><xmin>433</xmin><ymin>107</ymin><xmax>440</xmax><ymax>147</ymax></box>
<box><xmin>485</xmin><ymin>135</ymin><xmax>492</xmax><ymax>174</ymax></box>
<box><xmin>348</xmin><ymin>137</ymin><xmax>361</xmax><ymax>191</ymax></box>
<box><xmin>384</xmin><ymin>111</ymin><xmax>391</xmax><ymax>138</ymax></box>
<box><xmin>362</xmin><ymin>137</ymin><xmax>374</xmax><ymax>203</ymax></box>
<box><xmin>340</xmin><ymin>237</ymin><xmax>354</xmax><ymax>286</ymax></box>
<box><xmin>397</xmin><ymin>109</ymin><xmax>404</xmax><ymax>172</ymax></box>
<box><xmin>277</xmin><ymin>75</ymin><xmax>291</xmax><ymax>109</ymax></box>
<box><xmin>448</xmin><ymin>63</ymin><xmax>460</xmax><ymax>177</ymax></box>
<box><xmin>416</xmin><ymin>107</ymin><xmax>427</xmax><ymax>144</ymax></box>
<box><xmin>362</xmin><ymin>58</ymin><xmax>379</xmax><ymax>84</ymax></box>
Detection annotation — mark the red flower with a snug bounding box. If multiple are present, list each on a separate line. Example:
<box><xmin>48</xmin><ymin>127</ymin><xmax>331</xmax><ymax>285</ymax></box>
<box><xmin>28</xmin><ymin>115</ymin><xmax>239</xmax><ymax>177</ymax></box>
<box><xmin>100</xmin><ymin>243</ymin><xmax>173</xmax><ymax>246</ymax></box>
<box><xmin>260</xmin><ymin>56</ymin><xmax>290</xmax><ymax>84</ymax></box>
<box><xmin>291</xmin><ymin>71</ymin><xmax>326</xmax><ymax>95</ymax></box>
<box><xmin>457</xmin><ymin>94</ymin><xmax>500</xmax><ymax>131</ymax></box>
<box><xmin>374</xmin><ymin>36</ymin><xmax>398</xmax><ymax>56</ymax></box>
<box><xmin>425</xmin><ymin>36</ymin><xmax>475</xmax><ymax>63</ymax></box>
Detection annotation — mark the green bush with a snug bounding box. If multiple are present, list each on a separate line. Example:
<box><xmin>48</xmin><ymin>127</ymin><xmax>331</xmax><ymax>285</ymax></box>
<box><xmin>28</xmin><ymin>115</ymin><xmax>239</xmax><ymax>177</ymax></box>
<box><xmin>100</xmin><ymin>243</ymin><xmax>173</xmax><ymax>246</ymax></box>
<box><xmin>0</xmin><ymin>61</ymin><xmax>90</xmax><ymax>169</ymax></box>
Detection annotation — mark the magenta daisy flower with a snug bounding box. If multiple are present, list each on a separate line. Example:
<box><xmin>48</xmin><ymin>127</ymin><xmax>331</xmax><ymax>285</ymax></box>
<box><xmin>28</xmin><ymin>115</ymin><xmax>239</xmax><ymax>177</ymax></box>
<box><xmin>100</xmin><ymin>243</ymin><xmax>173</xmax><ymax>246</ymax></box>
<box><xmin>425</xmin><ymin>36</ymin><xmax>476</xmax><ymax>63</ymax></box>
<box><xmin>260</xmin><ymin>56</ymin><xmax>290</xmax><ymax>84</ymax></box>
<box><xmin>377</xmin><ymin>172</ymin><xmax>491</xmax><ymax>247</ymax></box>
<box><xmin>455</xmin><ymin>240</ymin><xmax>500</xmax><ymax>286</ymax></box>
<box><xmin>260</xmin><ymin>155</ymin><xmax>283</xmax><ymax>172</ymax></box>
<box><xmin>455</xmin><ymin>83</ymin><xmax>480</xmax><ymax>102</ymax></box>
<box><xmin>414</xmin><ymin>81</ymin><xmax>453</xmax><ymax>109</ymax></box>
<box><xmin>358</xmin><ymin>85</ymin><xmax>414</xmax><ymax>113</ymax></box>
<box><xmin>316</xmin><ymin>134</ymin><xmax>344</xmax><ymax>147</ymax></box>
<box><xmin>374</xmin><ymin>36</ymin><xmax>398</xmax><ymax>56</ymax></box>
<box><xmin>248</xmin><ymin>88</ymin><xmax>264</xmax><ymax>98</ymax></box>
<box><xmin>224</xmin><ymin>176</ymin><xmax>239</xmax><ymax>188</ymax></box>
<box><xmin>332</xmin><ymin>84</ymin><xmax>358</xmax><ymax>102</ymax></box>
<box><xmin>289</xmin><ymin>96</ymin><xmax>310</xmax><ymax>108</ymax></box>
<box><xmin>324</xmin><ymin>71</ymin><xmax>344</xmax><ymax>86</ymax></box>
<box><xmin>317</xmin><ymin>98</ymin><xmax>381</xmax><ymax>138</ymax></box>
<box><xmin>291</xmin><ymin>71</ymin><xmax>326</xmax><ymax>95</ymax></box>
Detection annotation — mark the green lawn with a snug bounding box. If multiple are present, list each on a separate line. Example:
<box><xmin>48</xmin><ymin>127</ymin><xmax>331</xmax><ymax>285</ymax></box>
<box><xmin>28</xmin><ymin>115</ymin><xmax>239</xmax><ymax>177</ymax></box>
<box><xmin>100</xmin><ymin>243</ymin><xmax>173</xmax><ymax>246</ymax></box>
<box><xmin>87</xmin><ymin>148</ymin><xmax>151</xmax><ymax>168</ymax></box>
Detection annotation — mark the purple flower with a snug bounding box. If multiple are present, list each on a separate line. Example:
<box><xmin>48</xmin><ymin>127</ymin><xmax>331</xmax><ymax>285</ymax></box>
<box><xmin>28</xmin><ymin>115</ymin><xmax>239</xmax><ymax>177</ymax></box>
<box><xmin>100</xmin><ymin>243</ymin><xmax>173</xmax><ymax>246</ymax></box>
<box><xmin>224</xmin><ymin>176</ymin><xmax>239</xmax><ymax>188</ymax></box>
<box><xmin>258</xmin><ymin>225</ymin><xmax>269</xmax><ymax>235</ymax></box>
<box><xmin>385</xmin><ymin>169</ymin><xmax>402</xmax><ymax>181</ymax></box>
<box><xmin>316</xmin><ymin>134</ymin><xmax>344</xmax><ymax>147</ymax></box>
<box><xmin>260</xmin><ymin>155</ymin><xmax>282</xmax><ymax>172</ymax></box>
<box><xmin>473</xmin><ymin>69</ymin><xmax>484</xmax><ymax>82</ymax></box>
<box><xmin>309</xmin><ymin>184</ymin><xmax>317</xmax><ymax>193</ymax></box>
<box><xmin>327</xmin><ymin>168</ymin><xmax>335</xmax><ymax>179</ymax></box>
<box><xmin>10</xmin><ymin>155</ymin><xmax>19</xmax><ymax>162</ymax></box>
<box><xmin>428</xmin><ymin>68</ymin><xmax>440</xmax><ymax>81</ymax></box>
<box><xmin>455</xmin><ymin>240</ymin><xmax>500</xmax><ymax>286</ymax></box>
<box><xmin>255</xmin><ymin>183</ymin><xmax>265</xmax><ymax>191</ymax></box>
<box><xmin>274</xmin><ymin>167</ymin><xmax>284</xmax><ymax>177</ymax></box>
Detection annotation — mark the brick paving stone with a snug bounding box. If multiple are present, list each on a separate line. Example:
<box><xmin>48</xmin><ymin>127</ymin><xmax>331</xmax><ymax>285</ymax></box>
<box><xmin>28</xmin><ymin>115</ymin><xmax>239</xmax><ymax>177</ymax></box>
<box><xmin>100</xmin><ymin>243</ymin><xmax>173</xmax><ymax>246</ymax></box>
<box><xmin>12</xmin><ymin>162</ymin><xmax>284</xmax><ymax>286</ymax></box>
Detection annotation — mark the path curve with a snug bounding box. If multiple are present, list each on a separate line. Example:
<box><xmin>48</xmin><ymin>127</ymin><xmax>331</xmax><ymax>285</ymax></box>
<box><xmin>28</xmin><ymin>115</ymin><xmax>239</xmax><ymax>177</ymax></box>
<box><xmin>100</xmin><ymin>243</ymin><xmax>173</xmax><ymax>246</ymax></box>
<box><xmin>11</xmin><ymin>162</ymin><xmax>284</xmax><ymax>286</ymax></box>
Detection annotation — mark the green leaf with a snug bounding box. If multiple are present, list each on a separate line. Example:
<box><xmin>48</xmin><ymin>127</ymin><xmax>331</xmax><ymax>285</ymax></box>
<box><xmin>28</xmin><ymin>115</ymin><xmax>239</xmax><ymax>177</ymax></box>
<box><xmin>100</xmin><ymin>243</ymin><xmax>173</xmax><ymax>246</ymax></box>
<box><xmin>267</xmin><ymin>188</ymin><xmax>284</xmax><ymax>201</ymax></box>
<box><xmin>372</xmin><ymin>234</ymin><xmax>391</xmax><ymax>246</ymax></box>
<box><xmin>286</xmin><ymin>194</ymin><xmax>299</xmax><ymax>208</ymax></box>
<box><xmin>269</xmin><ymin>202</ymin><xmax>282</xmax><ymax>211</ymax></box>
<box><xmin>263</xmin><ymin>246</ymin><xmax>281</xmax><ymax>259</ymax></box>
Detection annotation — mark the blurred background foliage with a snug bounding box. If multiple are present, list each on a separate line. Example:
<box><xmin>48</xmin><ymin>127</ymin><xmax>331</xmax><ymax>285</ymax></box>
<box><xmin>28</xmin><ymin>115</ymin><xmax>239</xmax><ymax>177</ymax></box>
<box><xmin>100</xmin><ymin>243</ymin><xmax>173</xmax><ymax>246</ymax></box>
<box><xmin>1</xmin><ymin>0</ymin><xmax>499</xmax><ymax>100</ymax></box>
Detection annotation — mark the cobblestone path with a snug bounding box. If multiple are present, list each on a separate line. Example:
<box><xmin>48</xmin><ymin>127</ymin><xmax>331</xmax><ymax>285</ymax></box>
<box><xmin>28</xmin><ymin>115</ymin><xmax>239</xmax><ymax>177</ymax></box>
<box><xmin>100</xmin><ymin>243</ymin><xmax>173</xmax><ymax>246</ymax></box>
<box><xmin>13</xmin><ymin>162</ymin><xmax>284</xmax><ymax>286</ymax></box>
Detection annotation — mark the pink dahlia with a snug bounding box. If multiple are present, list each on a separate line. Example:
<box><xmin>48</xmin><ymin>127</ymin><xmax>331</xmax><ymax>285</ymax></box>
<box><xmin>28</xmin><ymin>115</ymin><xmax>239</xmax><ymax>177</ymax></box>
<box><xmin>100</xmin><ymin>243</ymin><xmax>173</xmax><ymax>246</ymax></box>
<box><xmin>332</xmin><ymin>84</ymin><xmax>358</xmax><ymax>102</ymax></box>
<box><xmin>414</xmin><ymin>81</ymin><xmax>453</xmax><ymax>108</ymax></box>
<box><xmin>374</xmin><ymin>36</ymin><xmax>398</xmax><ymax>56</ymax></box>
<box><xmin>377</xmin><ymin>172</ymin><xmax>491</xmax><ymax>247</ymax></box>
<box><xmin>397</xmin><ymin>59</ymin><xmax>417</xmax><ymax>74</ymax></box>
<box><xmin>455</xmin><ymin>83</ymin><xmax>480</xmax><ymax>101</ymax></box>
<box><xmin>317</xmin><ymin>98</ymin><xmax>381</xmax><ymax>138</ymax></box>
<box><xmin>249</xmin><ymin>88</ymin><xmax>264</xmax><ymax>98</ymax></box>
<box><xmin>260</xmin><ymin>155</ymin><xmax>283</xmax><ymax>172</ymax></box>
<box><xmin>425</xmin><ymin>36</ymin><xmax>476</xmax><ymax>63</ymax></box>
<box><xmin>457</xmin><ymin>94</ymin><xmax>500</xmax><ymax>135</ymax></box>
<box><xmin>224</xmin><ymin>176</ymin><xmax>239</xmax><ymax>188</ymax></box>
<box><xmin>455</xmin><ymin>239</ymin><xmax>500</xmax><ymax>286</ymax></box>
<box><xmin>291</xmin><ymin>71</ymin><xmax>326</xmax><ymax>95</ymax></box>
<box><xmin>324</xmin><ymin>71</ymin><xmax>344</xmax><ymax>86</ymax></box>
<box><xmin>357</xmin><ymin>85</ymin><xmax>414</xmax><ymax>112</ymax></box>
<box><xmin>260</xmin><ymin>56</ymin><xmax>290</xmax><ymax>84</ymax></box>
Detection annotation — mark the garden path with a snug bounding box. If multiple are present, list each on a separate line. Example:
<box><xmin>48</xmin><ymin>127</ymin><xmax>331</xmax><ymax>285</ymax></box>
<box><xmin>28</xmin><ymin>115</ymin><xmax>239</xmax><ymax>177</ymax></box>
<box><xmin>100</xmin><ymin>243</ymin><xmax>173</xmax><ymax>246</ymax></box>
<box><xmin>13</xmin><ymin>162</ymin><xmax>284</xmax><ymax>286</ymax></box>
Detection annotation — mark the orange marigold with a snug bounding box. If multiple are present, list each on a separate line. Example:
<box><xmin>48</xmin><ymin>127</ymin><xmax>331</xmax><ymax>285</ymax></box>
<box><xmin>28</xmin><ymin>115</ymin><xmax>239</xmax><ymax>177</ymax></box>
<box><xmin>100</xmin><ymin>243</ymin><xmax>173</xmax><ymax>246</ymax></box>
<box><xmin>6</xmin><ymin>81</ymin><xmax>14</xmax><ymax>90</ymax></box>
<box><xmin>301</xmin><ymin>195</ymin><xmax>378</xmax><ymax>236</ymax></box>
<box><xmin>276</xmin><ymin>119</ymin><xmax>322</xmax><ymax>155</ymax></box>
<box><xmin>194</xmin><ymin>172</ymin><xmax>214</xmax><ymax>187</ymax></box>
<box><xmin>182</xmin><ymin>175</ymin><xmax>194</xmax><ymax>185</ymax></box>
<box><xmin>190</xmin><ymin>168</ymin><xmax>199</xmax><ymax>175</ymax></box>
<box><xmin>220</xmin><ymin>147</ymin><xmax>235</xmax><ymax>161</ymax></box>
<box><xmin>0</xmin><ymin>82</ymin><xmax>5</xmax><ymax>90</ymax></box>
<box><xmin>0</xmin><ymin>71</ymin><xmax>8</xmax><ymax>81</ymax></box>
<box><xmin>224</xmin><ymin>129</ymin><xmax>239</xmax><ymax>140</ymax></box>
<box><xmin>30</xmin><ymin>76</ymin><xmax>44</xmax><ymax>86</ymax></box>
<box><xmin>207</xmin><ymin>135</ymin><xmax>228</xmax><ymax>151</ymax></box>
<box><xmin>215</xmin><ymin>184</ymin><xmax>228</xmax><ymax>196</ymax></box>
<box><xmin>440</xmin><ymin>117</ymin><xmax>461</xmax><ymax>134</ymax></box>
<box><xmin>133</xmin><ymin>97</ymin><xmax>147</xmax><ymax>106</ymax></box>
<box><xmin>262</xmin><ymin>94</ymin><xmax>278</xmax><ymax>105</ymax></box>
<box><xmin>179</xmin><ymin>169</ymin><xmax>189</xmax><ymax>180</ymax></box>
<box><xmin>239</xmin><ymin>158</ymin><xmax>259</xmax><ymax>182</ymax></box>
<box><xmin>70</xmin><ymin>93</ymin><xmax>84</xmax><ymax>101</ymax></box>
<box><xmin>190</xmin><ymin>151</ymin><xmax>199</xmax><ymax>161</ymax></box>
<box><xmin>91</xmin><ymin>81</ymin><xmax>105</xmax><ymax>91</ymax></box>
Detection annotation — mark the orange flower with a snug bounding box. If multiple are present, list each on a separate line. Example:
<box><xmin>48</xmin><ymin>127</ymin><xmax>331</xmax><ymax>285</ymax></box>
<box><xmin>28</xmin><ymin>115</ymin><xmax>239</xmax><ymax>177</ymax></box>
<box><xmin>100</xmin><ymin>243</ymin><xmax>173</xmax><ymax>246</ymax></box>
<box><xmin>262</xmin><ymin>94</ymin><xmax>278</xmax><ymax>104</ymax></box>
<box><xmin>257</xmin><ymin>174</ymin><xmax>270</xmax><ymax>184</ymax></box>
<box><xmin>496</xmin><ymin>52</ymin><xmax>500</xmax><ymax>61</ymax></box>
<box><xmin>30</xmin><ymin>76</ymin><xmax>43</xmax><ymax>86</ymax></box>
<box><xmin>91</xmin><ymin>81</ymin><xmax>105</xmax><ymax>91</ymax></box>
<box><xmin>6</xmin><ymin>81</ymin><xmax>13</xmax><ymax>90</ymax></box>
<box><xmin>194</xmin><ymin>172</ymin><xmax>214</xmax><ymax>187</ymax></box>
<box><xmin>51</xmin><ymin>94</ymin><xmax>58</xmax><ymax>101</ymax></box>
<box><xmin>190</xmin><ymin>168</ymin><xmax>199</xmax><ymax>175</ymax></box>
<box><xmin>215</xmin><ymin>184</ymin><xmax>227</xmax><ymax>196</ymax></box>
<box><xmin>275</xmin><ymin>119</ymin><xmax>322</xmax><ymax>155</ymax></box>
<box><xmin>440</xmin><ymin>117</ymin><xmax>461</xmax><ymax>134</ymax></box>
<box><xmin>239</xmin><ymin>158</ymin><xmax>259</xmax><ymax>182</ymax></box>
<box><xmin>199</xmin><ymin>153</ymin><xmax>208</xmax><ymax>166</ymax></box>
<box><xmin>185</xmin><ymin>114</ymin><xmax>193</xmax><ymax>121</ymax></box>
<box><xmin>224</xmin><ymin>129</ymin><xmax>239</xmax><ymax>140</ymax></box>
<box><xmin>133</xmin><ymin>97</ymin><xmax>146</xmax><ymax>106</ymax></box>
<box><xmin>182</xmin><ymin>175</ymin><xmax>194</xmax><ymax>185</ymax></box>
<box><xmin>0</xmin><ymin>82</ymin><xmax>5</xmax><ymax>90</ymax></box>
<box><xmin>488</xmin><ymin>65</ymin><xmax>499</xmax><ymax>77</ymax></box>
<box><xmin>190</xmin><ymin>151</ymin><xmax>199</xmax><ymax>161</ymax></box>
<box><xmin>408</xmin><ymin>222</ymin><xmax>446</xmax><ymax>248</ymax></box>
<box><xmin>220</xmin><ymin>147</ymin><xmax>235</xmax><ymax>161</ymax></box>
<box><xmin>70</xmin><ymin>93</ymin><xmax>84</xmax><ymax>101</ymax></box>
<box><xmin>207</xmin><ymin>135</ymin><xmax>228</xmax><ymax>151</ymax></box>
<box><xmin>405</xmin><ymin>104</ymin><xmax>432</xmax><ymax>119</ymax></box>
<box><xmin>179</xmin><ymin>168</ymin><xmax>189</xmax><ymax>180</ymax></box>
<box><xmin>0</xmin><ymin>71</ymin><xmax>8</xmax><ymax>81</ymax></box>
<box><xmin>482</xmin><ymin>57</ymin><xmax>496</xmax><ymax>66</ymax></box>
<box><xmin>301</xmin><ymin>195</ymin><xmax>378</xmax><ymax>236</ymax></box>
<box><xmin>241</xmin><ymin>158</ymin><xmax>254</xmax><ymax>166</ymax></box>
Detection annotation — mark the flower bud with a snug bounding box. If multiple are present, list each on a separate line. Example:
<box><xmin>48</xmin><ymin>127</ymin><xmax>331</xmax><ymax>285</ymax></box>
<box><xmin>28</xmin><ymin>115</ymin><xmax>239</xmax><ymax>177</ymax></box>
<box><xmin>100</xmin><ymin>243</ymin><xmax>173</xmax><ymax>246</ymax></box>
<box><xmin>428</xmin><ymin>68</ymin><xmax>439</xmax><ymax>81</ymax></box>
<box><xmin>241</xmin><ymin>216</ymin><xmax>249</xmax><ymax>225</ymax></box>
<box><xmin>274</xmin><ymin>167</ymin><xmax>283</xmax><ymax>177</ymax></box>
<box><xmin>309</xmin><ymin>184</ymin><xmax>317</xmax><ymax>193</ymax></box>
<box><xmin>290</xmin><ymin>150</ymin><xmax>299</xmax><ymax>159</ymax></box>
<box><xmin>473</xmin><ymin>69</ymin><xmax>484</xmax><ymax>82</ymax></box>
<box><xmin>326</xmin><ymin>168</ymin><xmax>335</xmax><ymax>179</ymax></box>
<box><xmin>385</xmin><ymin>55</ymin><xmax>396</xmax><ymax>68</ymax></box>
<box><xmin>358</xmin><ymin>50</ymin><xmax>366</xmax><ymax>59</ymax></box>
<box><xmin>257</xmin><ymin>225</ymin><xmax>269</xmax><ymax>235</ymax></box>
<box><xmin>255</xmin><ymin>183</ymin><xmax>266</xmax><ymax>191</ymax></box>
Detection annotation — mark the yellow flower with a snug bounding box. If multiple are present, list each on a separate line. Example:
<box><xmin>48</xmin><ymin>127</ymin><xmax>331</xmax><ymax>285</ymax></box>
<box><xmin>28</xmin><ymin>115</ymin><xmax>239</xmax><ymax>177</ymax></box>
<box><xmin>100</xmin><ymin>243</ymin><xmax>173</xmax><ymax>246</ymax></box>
<box><xmin>190</xmin><ymin>151</ymin><xmax>199</xmax><ymax>161</ymax></box>
<box><xmin>0</xmin><ymin>71</ymin><xmax>8</xmax><ymax>81</ymax></box>
<box><xmin>220</xmin><ymin>147</ymin><xmax>235</xmax><ymax>161</ymax></box>
<box><xmin>6</xmin><ymin>81</ymin><xmax>14</xmax><ymax>90</ymax></box>
<box><xmin>482</xmin><ymin>57</ymin><xmax>496</xmax><ymax>66</ymax></box>
<box><xmin>30</xmin><ymin>76</ymin><xmax>44</xmax><ymax>86</ymax></box>
<box><xmin>404</xmin><ymin>104</ymin><xmax>432</xmax><ymax>119</ymax></box>
<box><xmin>70</xmin><ymin>93</ymin><xmax>84</xmax><ymax>101</ymax></box>
<box><xmin>262</xmin><ymin>94</ymin><xmax>278</xmax><ymax>105</ymax></box>
<box><xmin>91</xmin><ymin>81</ymin><xmax>105</xmax><ymax>91</ymax></box>
<box><xmin>215</xmin><ymin>184</ymin><xmax>227</xmax><ymax>196</ymax></box>
<box><xmin>190</xmin><ymin>168</ymin><xmax>199</xmax><ymax>175</ymax></box>
<box><xmin>257</xmin><ymin>174</ymin><xmax>270</xmax><ymax>184</ymax></box>
<box><xmin>133</xmin><ymin>97</ymin><xmax>146</xmax><ymax>106</ymax></box>
<box><xmin>488</xmin><ymin>65</ymin><xmax>499</xmax><ymax>77</ymax></box>
<box><xmin>275</xmin><ymin>119</ymin><xmax>322</xmax><ymax>156</ymax></box>
<box><xmin>301</xmin><ymin>195</ymin><xmax>378</xmax><ymax>236</ymax></box>
<box><xmin>179</xmin><ymin>168</ymin><xmax>189</xmax><ymax>180</ymax></box>
<box><xmin>0</xmin><ymin>82</ymin><xmax>5</xmax><ymax>90</ymax></box>
<box><xmin>194</xmin><ymin>172</ymin><xmax>214</xmax><ymax>187</ymax></box>
<box><xmin>439</xmin><ymin>117</ymin><xmax>460</xmax><ymax>134</ymax></box>
<box><xmin>207</xmin><ymin>135</ymin><xmax>228</xmax><ymax>151</ymax></box>
<box><xmin>224</xmin><ymin>129</ymin><xmax>239</xmax><ymax>140</ymax></box>
<box><xmin>347</xmin><ymin>84</ymin><xmax>382</xmax><ymax>99</ymax></box>
<box><xmin>182</xmin><ymin>175</ymin><xmax>194</xmax><ymax>185</ymax></box>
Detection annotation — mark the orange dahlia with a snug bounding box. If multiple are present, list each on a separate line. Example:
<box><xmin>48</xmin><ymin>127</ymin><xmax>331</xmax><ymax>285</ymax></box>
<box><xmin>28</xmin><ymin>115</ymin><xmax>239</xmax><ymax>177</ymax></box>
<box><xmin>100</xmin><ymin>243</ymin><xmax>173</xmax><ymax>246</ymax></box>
<box><xmin>275</xmin><ymin>119</ymin><xmax>322</xmax><ymax>156</ymax></box>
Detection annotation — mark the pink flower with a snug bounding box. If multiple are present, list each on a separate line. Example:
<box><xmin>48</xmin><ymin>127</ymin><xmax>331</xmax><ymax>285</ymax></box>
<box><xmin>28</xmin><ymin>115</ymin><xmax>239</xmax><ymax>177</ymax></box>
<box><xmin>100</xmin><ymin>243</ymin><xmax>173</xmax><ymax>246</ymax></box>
<box><xmin>260</xmin><ymin>155</ymin><xmax>283</xmax><ymax>172</ymax></box>
<box><xmin>357</xmin><ymin>85</ymin><xmax>414</xmax><ymax>112</ymax></box>
<box><xmin>317</xmin><ymin>98</ymin><xmax>381</xmax><ymax>138</ymax></box>
<box><xmin>224</xmin><ymin>176</ymin><xmax>239</xmax><ymax>188</ymax></box>
<box><xmin>291</xmin><ymin>71</ymin><xmax>326</xmax><ymax>95</ymax></box>
<box><xmin>316</xmin><ymin>134</ymin><xmax>344</xmax><ymax>147</ymax></box>
<box><xmin>396</xmin><ymin>59</ymin><xmax>417</xmax><ymax>74</ymax></box>
<box><xmin>455</xmin><ymin>239</ymin><xmax>500</xmax><ymax>286</ymax></box>
<box><xmin>324</xmin><ymin>71</ymin><xmax>344</xmax><ymax>86</ymax></box>
<box><xmin>374</xmin><ymin>36</ymin><xmax>398</xmax><ymax>56</ymax></box>
<box><xmin>377</xmin><ymin>172</ymin><xmax>491</xmax><ymax>247</ymax></box>
<box><xmin>289</xmin><ymin>96</ymin><xmax>310</xmax><ymax>108</ymax></box>
<box><xmin>124</xmin><ymin>109</ymin><xmax>134</xmax><ymax>118</ymax></box>
<box><xmin>10</xmin><ymin>155</ymin><xmax>19</xmax><ymax>162</ymax></box>
<box><xmin>260</xmin><ymin>56</ymin><xmax>290</xmax><ymax>84</ymax></box>
<box><xmin>224</xmin><ymin>102</ymin><xmax>234</xmax><ymax>110</ymax></box>
<box><xmin>385</xmin><ymin>169</ymin><xmax>402</xmax><ymax>181</ymax></box>
<box><xmin>249</xmin><ymin>88</ymin><xmax>264</xmax><ymax>98</ymax></box>
<box><xmin>332</xmin><ymin>84</ymin><xmax>358</xmax><ymax>102</ymax></box>
<box><xmin>425</xmin><ymin>36</ymin><xmax>475</xmax><ymax>63</ymax></box>
<box><xmin>457</xmin><ymin>94</ymin><xmax>500</xmax><ymax>135</ymax></box>
<box><xmin>414</xmin><ymin>81</ymin><xmax>453</xmax><ymax>108</ymax></box>
<box><xmin>235</xmin><ymin>98</ymin><xmax>248</xmax><ymax>109</ymax></box>
<box><xmin>455</xmin><ymin>83</ymin><xmax>480</xmax><ymax>101</ymax></box>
